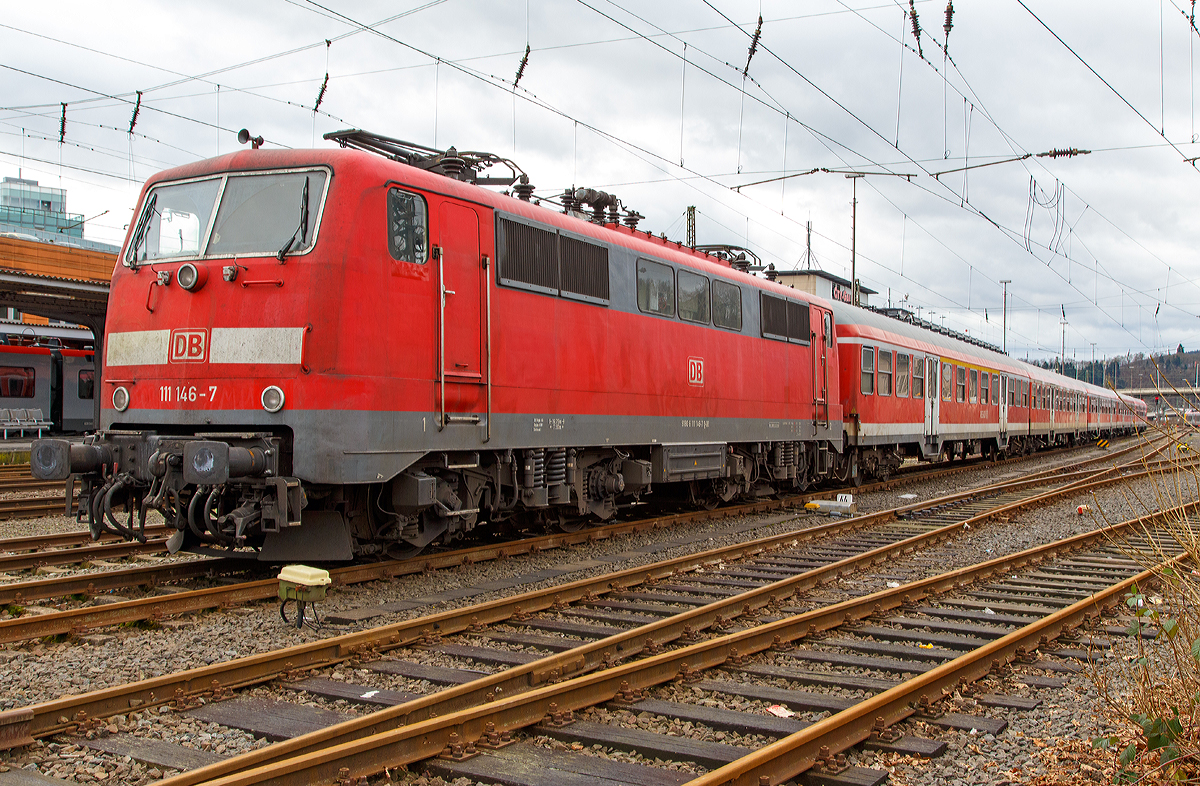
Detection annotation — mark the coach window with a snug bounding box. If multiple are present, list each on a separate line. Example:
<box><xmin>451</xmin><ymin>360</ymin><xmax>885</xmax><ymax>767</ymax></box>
<box><xmin>877</xmin><ymin>350</ymin><xmax>892</xmax><ymax>395</ymax></box>
<box><xmin>912</xmin><ymin>356</ymin><xmax>924</xmax><ymax>398</ymax></box>
<box><xmin>896</xmin><ymin>354</ymin><xmax>910</xmax><ymax>397</ymax></box>
<box><xmin>712</xmin><ymin>280</ymin><xmax>742</xmax><ymax>330</ymax></box>
<box><xmin>387</xmin><ymin>188</ymin><xmax>429</xmax><ymax>264</ymax></box>
<box><xmin>991</xmin><ymin>374</ymin><xmax>999</xmax><ymax>405</ymax></box>
<box><xmin>677</xmin><ymin>270</ymin><xmax>710</xmax><ymax>324</ymax></box>
<box><xmin>955</xmin><ymin>366</ymin><xmax>966</xmax><ymax>402</ymax></box>
<box><xmin>0</xmin><ymin>366</ymin><xmax>34</xmax><ymax>398</ymax></box>
<box><xmin>969</xmin><ymin>369</ymin><xmax>978</xmax><ymax>403</ymax></box>
<box><xmin>79</xmin><ymin>368</ymin><xmax>95</xmax><ymax>400</ymax></box>
<box><xmin>861</xmin><ymin>346</ymin><xmax>875</xmax><ymax>395</ymax></box>
<box><xmin>980</xmin><ymin>371</ymin><xmax>988</xmax><ymax>404</ymax></box>
<box><xmin>941</xmin><ymin>363</ymin><xmax>952</xmax><ymax>401</ymax></box>
<box><xmin>637</xmin><ymin>259</ymin><xmax>675</xmax><ymax>317</ymax></box>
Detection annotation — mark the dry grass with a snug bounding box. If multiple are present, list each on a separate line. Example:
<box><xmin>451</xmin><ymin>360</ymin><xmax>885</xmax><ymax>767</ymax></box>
<box><xmin>1088</xmin><ymin>422</ymin><xmax>1200</xmax><ymax>783</ymax></box>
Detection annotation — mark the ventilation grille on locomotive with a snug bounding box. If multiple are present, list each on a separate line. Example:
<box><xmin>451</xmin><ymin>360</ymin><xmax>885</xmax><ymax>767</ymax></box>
<box><xmin>498</xmin><ymin>217</ymin><xmax>610</xmax><ymax>305</ymax></box>
<box><xmin>560</xmin><ymin>234</ymin><xmax>610</xmax><ymax>303</ymax></box>
<box><xmin>499</xmin><ymin>219</ymin><xmax>558</xmax><ymax>294</ymax></box>
<box><xmin>761</xmin><ymin>293</ymin><xmax>811</xmax><ymax>344</ymax></box>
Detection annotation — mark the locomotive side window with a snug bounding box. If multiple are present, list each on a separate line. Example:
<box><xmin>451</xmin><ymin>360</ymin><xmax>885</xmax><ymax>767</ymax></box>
<box><xmin>878</xmin><ymin>350</ymin><xmax>892</xmax><ymax>396</ymax></box>
<box><xmin>637</xmin><ymin>259</ymin><xmax>675</xmax><ymax>317</ymax></box>
<box><xmin>0</xmin><ymin>366</ymin><xmax>34</xmax><ymax>398</ymax></box>
<box><xmin>677</xmin><ymin>270</ymin><xmax>710</xmax><ymax>324</ymax></box>
<box><xmin>956</xmin><ymin>366</ymin><xmax>966</xmax><ymax>402</ymax></box>
<box><xmin>969</xmin><ymin>369</ymin><xmax>978</xmax><ymax>403</ymax></box>
<box><xmin>911</xmin><ymin>356</ymin><xmax>924</xmax><ymax>398</ymax></box>
<box><xmin>387</xmin><ymin>188</ymin><xmax>429</xmax><ymax>264</ymax></box>
<box><xmin>78</xmin><ymin>368</ymin><xmax>95</xmax><ymax>400</ymax></box>
<box><xmin>861</xmin><ymin>346</ymin><xmax>875</xmax><ymax>395</ymax></box>
<box><xmin>941</xmin><ymin>363</ymin><xmax>952</xmax><ymax>401</ymax></box>
<box><xmin>896</xmin><ymin>354</ymin><xmax>910</xmax><ymax>397</ymax></box>
<box><xmin>712</xmin><ymin>280</ymin><xmax>742</xmax><ymax>331</ymax></box>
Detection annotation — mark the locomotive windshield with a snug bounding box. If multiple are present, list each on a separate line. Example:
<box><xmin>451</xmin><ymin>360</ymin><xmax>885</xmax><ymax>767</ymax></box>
<box><xmin>125</xmin><ymin>169</ymin><xmax>328</xmax><ymax>265</ymax></box>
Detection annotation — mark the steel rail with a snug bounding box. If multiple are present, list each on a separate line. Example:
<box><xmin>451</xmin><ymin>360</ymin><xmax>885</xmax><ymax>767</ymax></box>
<box><xmin>114</xmin><ymin>449</ymin><xmax>1180</xmax><ymax>784</ymax></box>
<box><xmin>0</xmin><ymin>525</ymin><xmax>170</xmax><ymax>555</ymax></box>
<box><xmin>167</xmin><ymin>486</ymin><xmax>1193</xmax><ymax>786</ymax></box>
<box><xmin>0</xmin><ymin>557</ymin><xmax>239</xmax><ymax>606</ymax></box>
<box><xmin>0</xmin><ymin>440</ymin><xmax>1169</xmax><ymax>647</ymax></box>
<box><xmin>0</xmin><ymin>495</ymin><xmax>77</xmax><ymax>521</ymax></box>
<box><xmin>0</xmin><ymin>535</ymin><xmax>167</xmax><ymax>573</ymax></box>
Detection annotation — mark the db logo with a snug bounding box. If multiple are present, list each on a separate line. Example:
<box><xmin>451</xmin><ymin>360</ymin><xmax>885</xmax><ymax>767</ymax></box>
<box><xmin>170</xmin><ymin>329</ymin><xmax>208</xmax><ymax>363</ymax></box>
<box><xmin>687</xmin><ymin>356</ymin><xmax>704</xmax><ymax>386</ymax></box>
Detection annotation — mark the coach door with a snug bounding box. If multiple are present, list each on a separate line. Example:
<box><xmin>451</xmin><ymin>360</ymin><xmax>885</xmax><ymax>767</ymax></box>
<box><xmin>924</xmin><ymin>356</ymin><xmax>940</xmax><ymax>442</ymax></box>
<box><xmin>999</xmin><ymin>375</ymin><xmax>1009</xmax><ymax>436</ymax></box>
<box><xmin>812</xmin><ymin>308</ymin><xmax>831</xmax><ymax>426</ymax></box>
<box><xmin>437</xmin><ymin>202</ymin><xmax>488</xmax><ymax>433</ymax></box>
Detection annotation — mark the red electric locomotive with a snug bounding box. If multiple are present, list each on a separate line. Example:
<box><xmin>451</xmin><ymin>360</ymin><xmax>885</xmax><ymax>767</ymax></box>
<box><xmin>830</xmin><ymin>301</ymin><xmax>1145</xmax><ymax>480</ymax></box>
<box><xmin>32</xmin><ymin>130</ymin><xmax>846</xmax><ymax>560</ymax></box>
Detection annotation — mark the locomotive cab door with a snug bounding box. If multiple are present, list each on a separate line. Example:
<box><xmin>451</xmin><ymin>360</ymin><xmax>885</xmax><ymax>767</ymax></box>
<box><xmin>924</xmin><ymin>356</ymin><xmax>940</xmax><ymax>448</ymax></box>
<box><xmin>436</xmin><ymin>201</ymin><xmax>488</xmax><ymax>433</ymax></box>
<box><xmin>812</xmin><ymin>308</ymin><xmax>831</xmax><ymax>427</ymax></box>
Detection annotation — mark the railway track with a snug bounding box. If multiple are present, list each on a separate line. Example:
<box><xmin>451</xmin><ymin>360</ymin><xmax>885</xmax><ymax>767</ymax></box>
<box><xmin>149</xmin><ymin>477</ymin><xmax>1187</xmax><ymax>786</ymax></box>
<box><xmin>0</xmin><ymin>437</ymin><xmax>1169</xmax><ymax>644</ymax></box>
<box><xmin>0</xmin><ymin>433</ymin><xmax>1178</xmax><ymax>780</ymax></box>
<box><xmin>0</xmin><ymin>436</ymin><xmax>1156</xmax><ymax>593</ymax></box>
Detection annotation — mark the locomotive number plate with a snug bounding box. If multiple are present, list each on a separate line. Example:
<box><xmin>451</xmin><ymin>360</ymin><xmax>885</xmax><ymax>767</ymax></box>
<box><xmin>160</xmin><ymin>385</ymin><xmax>219</xmax><ymax>404</ymax></box>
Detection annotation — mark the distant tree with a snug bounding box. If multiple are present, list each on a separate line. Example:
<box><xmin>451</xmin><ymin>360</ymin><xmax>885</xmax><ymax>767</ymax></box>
<box><xmin>1179</xmin><ymin>343</ymin><xmax>1185</xmax><ymax>354</ymax></box>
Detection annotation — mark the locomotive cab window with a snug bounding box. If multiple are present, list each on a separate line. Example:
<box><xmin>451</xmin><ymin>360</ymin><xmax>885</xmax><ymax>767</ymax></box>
<box><xmin>387</xmin><ymin>188</ymin><xmax>429</xmax><ymax>264</ymax></box>
<box><xmin>712</xmin><ymin>280</ymin><xmax>742</xmax><ymax>331</ymax></box>
<box><xmin>78</xmin><ymin>368</ymin><xmax>95</xmax><ymax>400</ymax></box>
<box><xmin>0</xmin><ymin>366</ymin><xmax>34</xmax><ymax>398</ymax></box>
<box><xmin>823</xmin><ymin>311</ymin><xmax>833</xmax><ymax>347</ymax></box>
<box><xmin>126</xmin><ymin>168</ymin><xmax>329</xmax><ymax>264</ymax></box>
<box><xmin>861</xmin><ymin>346</ymin><xmax>874</xmax><ymax>395</ymax></box>
<box><xmin>678</xmin><ymin>270</ymin><xmax>710</xmax><ymax>324</ymax></box>
<box><xmin>896</xmin><ymin>354</ymin><xmax>910</xmax><ymax>397</ymax></box>
<box><xmin>637</xmin><ymin>259</ymin><xmax>675</xmax><ymax>317</ymax></box>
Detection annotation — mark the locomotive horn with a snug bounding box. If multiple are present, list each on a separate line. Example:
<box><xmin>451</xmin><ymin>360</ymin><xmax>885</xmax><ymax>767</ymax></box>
<box><xmin>237</xmin><ymin>128</ymin><xmax>264</xmax><ymax>149</ymax></box>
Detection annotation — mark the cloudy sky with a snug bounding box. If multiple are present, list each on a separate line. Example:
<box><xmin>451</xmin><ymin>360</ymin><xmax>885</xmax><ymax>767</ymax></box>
<box><xmin>3</xmin><ymin>1</ymin><xmax>1198</xmax><ymax>365</ymax></box>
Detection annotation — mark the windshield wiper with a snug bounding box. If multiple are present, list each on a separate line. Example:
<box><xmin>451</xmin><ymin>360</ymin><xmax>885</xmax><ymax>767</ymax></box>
<box><xmin>276</xmin><ymin>176</ymin><xmax>311</xmax><ymax>262</ymax></box>
<box><xmin>125</xmin><ymin>192</ymin><xmax>158</xmax><ymax>267</ymax></box>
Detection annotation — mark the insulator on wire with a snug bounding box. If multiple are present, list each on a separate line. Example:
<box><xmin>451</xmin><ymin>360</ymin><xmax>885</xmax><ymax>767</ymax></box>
<box><xmin>514</xmin><ymin>44</ymin><xmax>530</xmax><ymax>88</ymax></box>
<box><xmin>743</xmin><ymin>15</ymin><xmax>763</xmax><ymax>78</ymax></box>
<box><xmin>129</xmin><ymin>91</ymin><xmax>142</xmax><ymax>133</ymax></box>
<box><xmin>59</xmin><ymin>103</ymin><xmax>67</xmax><ymax>143</ymax></box>
<box><xmin>313</xmin><ymin>73</ymin><xmax>329</xmax><ymax>113</ymax></box>
<box><xmin>943</xmin><ymin>1</ymin><xmax>954</xmax><ymax>49</ymax></box>
<box><xmin>908</xmin><ymin>0</ymin><xmax>924</xmax><ymax>59</ymax></box>
<box><xmin>1037</xmin><ymin>148</ymin><xmax>1091</xmax><ymax>159</ymax></box>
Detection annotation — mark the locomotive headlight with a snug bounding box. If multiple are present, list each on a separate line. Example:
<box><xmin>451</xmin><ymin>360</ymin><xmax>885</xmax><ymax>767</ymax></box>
<box><xmin>261</xmin><ymin>385</ymin><xmax>285</xmax><ymax>413</ymax></box>
<box><xmin>177</xmin><ymin>262</ymin><xmax>208</xmax><ymax>292</ymax></box>
<box><xmin>112</xmin><ymin>385</ymin><xmax>130</xmax><ymax>412</ymax></box>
